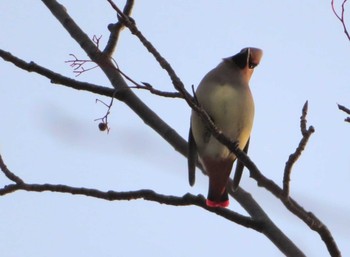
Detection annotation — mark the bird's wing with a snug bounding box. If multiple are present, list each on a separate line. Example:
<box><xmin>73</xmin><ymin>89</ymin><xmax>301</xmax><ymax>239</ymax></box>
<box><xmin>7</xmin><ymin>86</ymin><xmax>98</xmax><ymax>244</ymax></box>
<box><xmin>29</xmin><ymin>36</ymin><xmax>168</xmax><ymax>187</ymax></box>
<box><xmin>231</xmin><ymin>137</ymin><xmax>250</xmax><ymax>191</ymax></box>
<box><xmin>188</xmin><ymin>127</ymin><xmax>198</xmax><ymax>186</ymax></box>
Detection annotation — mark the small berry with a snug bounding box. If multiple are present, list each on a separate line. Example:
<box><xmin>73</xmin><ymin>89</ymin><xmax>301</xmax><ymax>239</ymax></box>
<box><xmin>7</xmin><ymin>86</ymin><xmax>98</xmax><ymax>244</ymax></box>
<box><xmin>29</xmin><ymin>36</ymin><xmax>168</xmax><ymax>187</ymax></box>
<box><xmin>98</xmin><ymin>122</ymin><xmax>108</xmax><ymax>131</ymax></box>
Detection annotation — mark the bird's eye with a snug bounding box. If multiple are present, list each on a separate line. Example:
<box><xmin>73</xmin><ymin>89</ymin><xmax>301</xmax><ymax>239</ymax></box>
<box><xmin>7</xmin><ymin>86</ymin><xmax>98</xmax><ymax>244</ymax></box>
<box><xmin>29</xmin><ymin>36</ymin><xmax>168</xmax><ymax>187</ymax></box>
<box><xmin>249</xmin><ymin>62</ymin><xmax>258</xmax><ymax>69</ymax></box>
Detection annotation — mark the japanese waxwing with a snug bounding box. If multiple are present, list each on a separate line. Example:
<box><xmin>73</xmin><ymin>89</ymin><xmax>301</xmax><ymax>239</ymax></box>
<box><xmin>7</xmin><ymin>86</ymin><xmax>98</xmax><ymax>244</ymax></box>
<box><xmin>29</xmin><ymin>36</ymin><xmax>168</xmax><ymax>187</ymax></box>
<box><xmin>188</xmin><ymin>47</ymin><xmax>263</xmax><ymax>208</ymax></box>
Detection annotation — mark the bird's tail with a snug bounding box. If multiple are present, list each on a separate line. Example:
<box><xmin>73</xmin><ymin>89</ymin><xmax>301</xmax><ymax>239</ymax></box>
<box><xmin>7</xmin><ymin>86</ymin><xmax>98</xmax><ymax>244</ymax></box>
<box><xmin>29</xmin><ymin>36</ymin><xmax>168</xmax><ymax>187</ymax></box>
<box><xmin>202</xmin><ymin>158</ymin><xmax>233</xmax><ymax>208</ymax></box>
<box><xmin>206</xmin><ymin>190</ymin><xmax>229</xmax><ymax>208</ymax></box>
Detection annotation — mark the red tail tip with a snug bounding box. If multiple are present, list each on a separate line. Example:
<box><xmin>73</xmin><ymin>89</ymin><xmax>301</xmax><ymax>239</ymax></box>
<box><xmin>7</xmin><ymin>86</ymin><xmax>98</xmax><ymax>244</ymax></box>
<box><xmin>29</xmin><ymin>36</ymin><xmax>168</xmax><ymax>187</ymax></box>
<box><xmin>206</xmin><ymin>199</ymin><xmax>229</xmax><ymax>208</ymax></box>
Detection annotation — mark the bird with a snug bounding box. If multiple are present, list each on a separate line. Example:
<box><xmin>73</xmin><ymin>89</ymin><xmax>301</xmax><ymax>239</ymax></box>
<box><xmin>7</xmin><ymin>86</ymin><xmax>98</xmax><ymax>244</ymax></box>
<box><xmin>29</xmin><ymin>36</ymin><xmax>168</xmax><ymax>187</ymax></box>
<box><xmin>188</xmin><ymin>47</ymin><xmax>263</xmax><ymax>208</ymax></box>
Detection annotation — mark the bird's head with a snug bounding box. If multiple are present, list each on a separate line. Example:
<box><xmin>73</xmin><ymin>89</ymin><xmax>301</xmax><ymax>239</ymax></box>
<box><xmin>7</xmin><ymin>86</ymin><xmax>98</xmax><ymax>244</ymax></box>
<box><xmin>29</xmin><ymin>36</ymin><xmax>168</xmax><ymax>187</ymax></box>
<box><xmin>224</xmin><ymin>47</ymin><xmax>263</xmax><ymax>81</ymax></box>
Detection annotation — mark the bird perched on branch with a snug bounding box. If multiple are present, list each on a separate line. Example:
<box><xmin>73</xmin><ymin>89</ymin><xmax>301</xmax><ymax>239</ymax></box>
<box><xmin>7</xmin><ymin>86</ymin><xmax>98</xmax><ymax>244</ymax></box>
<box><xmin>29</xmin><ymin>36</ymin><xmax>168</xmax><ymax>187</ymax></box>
<box><xmin>188</xmin><ymin>47</ymin><xmax>263</xmax><ymax>208</ymax></box>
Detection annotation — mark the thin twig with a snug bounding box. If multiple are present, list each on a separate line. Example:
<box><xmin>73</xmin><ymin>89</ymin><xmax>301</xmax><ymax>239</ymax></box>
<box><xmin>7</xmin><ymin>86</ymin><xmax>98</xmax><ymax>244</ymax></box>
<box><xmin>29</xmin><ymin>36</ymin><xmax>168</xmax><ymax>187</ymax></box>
<box><xmin>283</xmin><ymin>101</ymin><xmax>315</xmax><ymax>196</ymax></box>
<box><xmin>94</xmin><ymin>95</ymin><xmax>116</xmax><ymax>133</ymax></box>
<box><xmin>130</xmin><ymin>82</ymin><xmax>182</xmax><ymax>98</ymax></box>
<box><xmin>331</xmin><ymin>0</ymin><xmax>350</xmax><ymax>41</ymax></box>
<box><xmin>65</xmin><ymin>53</ymin><xmax>99</xmax><ymax>77</ymax></box>
<box><xmin>338</xmin><ymin>103</ymin><xmax>350</xmax><ymax>114</ymax></box>
<box><xmin>0</xmin><ymin>49</ymin><xmax>117</xmax><ymax>97</ymax></box>
<box><xmin>338</xmin><ymin>103</ymin><xmax>350</xmax><ymax>123</ymax></box>
<box><xmin>111</xmin><ymin>59</ymin><xmax>183</xmax><ymax>98</ymax></box>
<box><xmin>0</xmin><ymin>155</ymin><xmax>24</xmax><ymax>184</ymax></box>
<box><xmin>105</xmin><ymin>0</ymin><xmax>192</xmax><ymax>99</ymax></box>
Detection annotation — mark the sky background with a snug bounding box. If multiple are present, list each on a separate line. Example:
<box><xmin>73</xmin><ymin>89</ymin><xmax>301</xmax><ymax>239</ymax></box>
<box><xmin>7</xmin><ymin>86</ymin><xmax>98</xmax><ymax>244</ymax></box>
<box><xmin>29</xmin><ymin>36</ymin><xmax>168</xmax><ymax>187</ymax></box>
<box><xmin>0</xmin><ymin>1</ymin><xmax>349</xmax><ymax>256</ymax></box>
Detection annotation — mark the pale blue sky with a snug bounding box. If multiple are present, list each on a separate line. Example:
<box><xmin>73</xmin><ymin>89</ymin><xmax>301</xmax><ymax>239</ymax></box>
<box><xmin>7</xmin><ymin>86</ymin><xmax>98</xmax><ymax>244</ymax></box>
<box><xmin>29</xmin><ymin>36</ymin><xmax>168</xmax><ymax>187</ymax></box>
<box><xmin>0</xmin><ymin>1</ymin><xmax>349</xmax><ymax>256</ymax></box>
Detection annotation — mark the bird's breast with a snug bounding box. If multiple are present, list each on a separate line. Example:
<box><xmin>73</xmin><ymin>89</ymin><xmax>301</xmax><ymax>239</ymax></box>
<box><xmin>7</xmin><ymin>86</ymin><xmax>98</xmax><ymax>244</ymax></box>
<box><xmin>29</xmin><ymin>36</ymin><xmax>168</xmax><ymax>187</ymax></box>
<box><xmin>208</xmin><ymin>84</ymin><xmax>254</xmax><ymax>127</ymax></box>
<box><xmin>194</xmin><ymin>83</ymin><xmax>254</xmax><ymax>159</ymax></box>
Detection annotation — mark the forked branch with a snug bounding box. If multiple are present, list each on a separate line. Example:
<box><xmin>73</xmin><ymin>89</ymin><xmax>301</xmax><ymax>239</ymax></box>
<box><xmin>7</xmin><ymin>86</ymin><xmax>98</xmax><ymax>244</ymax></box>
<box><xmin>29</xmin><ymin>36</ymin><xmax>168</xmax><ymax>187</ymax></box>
<box><xmin>104</xmin><ymin>0</ymin><xmax>135</xmax><ymax>55</ymax></box>
<box><xmin>283</xmin><ymin>101</ymin><xmax>315</xmax><ymax>196</ymax></box>
<box><xmin>331</xmin><ymin>0</ymin><xmax>350</xmax><ymax>41</ymax></box>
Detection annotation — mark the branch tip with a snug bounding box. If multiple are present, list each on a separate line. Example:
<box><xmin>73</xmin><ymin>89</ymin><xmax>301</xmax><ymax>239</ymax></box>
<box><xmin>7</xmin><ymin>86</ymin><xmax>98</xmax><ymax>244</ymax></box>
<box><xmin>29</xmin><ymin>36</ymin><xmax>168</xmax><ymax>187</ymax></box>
<box><xmin>337</xmin><ymin>103</ymin><xmax>350</xmax><ymax>123</ymax></box>
<box><xmin>283</xmin><ymin>102</ymin><xmax>314</xmax><ymax>197</ymax></box>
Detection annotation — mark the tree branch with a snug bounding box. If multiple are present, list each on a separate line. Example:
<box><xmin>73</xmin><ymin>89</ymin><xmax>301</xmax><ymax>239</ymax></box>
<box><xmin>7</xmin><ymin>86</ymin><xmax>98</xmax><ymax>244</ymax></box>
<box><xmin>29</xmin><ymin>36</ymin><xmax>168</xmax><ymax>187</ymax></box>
<box><xmin>104</xmin><ymin>0</ymin><xmax>134</xmax><ymax>56</ymax></box>
<box><xmin>106</xmin><ymin>0</ymin><xmax>194</xmax><ymax>101</ymax></box>
<box><xmin>0</xmin><ymin>49</ymin><xmax>114</xmax><ymax>96</ymax></box>
<box><xmin>228</xmin><ymin>182</ymin><xmax>306</xmax><ymax>257</ymax></box>
<box><xmin>248</xmin><ymin>157</ymin><xmax>340</xmax><ymax>257</ymax></box>
<box><xmin>0</xmin><ymin>183</ymin><xmax>262</xmax><ymax>228</ymax></box>
<box><xmin>0</xmin><ymin>154</ymin><xmax>259</xmax><ymax>230</ymax></box>
<box><xmin>0</xmin><ymin>155</ymin><xmax>24</xmax><ymax>184</ymax></box>
<box><xmin>338</xmin><ymin>103</ymin><xmax>350</xmax><ymax>122</ymax></box>
<box><xmin>283</xmin><ymin>101</ymin><xmax>315</xmax><ymax>196</ymax></box>
<box><xmin>331</xmin><ymin>0</ymin><xmax>350</xmax><ymax>41</ymax></box>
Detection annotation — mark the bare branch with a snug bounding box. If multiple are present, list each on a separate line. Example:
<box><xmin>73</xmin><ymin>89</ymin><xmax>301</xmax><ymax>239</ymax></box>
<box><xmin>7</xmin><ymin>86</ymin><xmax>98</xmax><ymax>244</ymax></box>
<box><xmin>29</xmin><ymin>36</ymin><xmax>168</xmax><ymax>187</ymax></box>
<box><xmin>131</xmin><ymin>82</ymin><xmax>182</xmax><ymax>98</ymax></box>
<box><xmin>0</xmin><ymin>154</ymin><xmax>260</xmax><ymax>230</ymax></box>
<box><xmin>106</xmin><ymin>0</ymin><xmax>193</xmax><ymax>100</ymax></box>
<box><xmin>283</xmin><ymin>101</ymin><xmax>315</xmax><ymax>196</ymax></box>
<box><xmin>331</xmin><ymin>0</ymin><xmax>350</xmax><ymax>41</ymax></box>
<box><xmin>248</xmin><ymin>157</ymin><xmax>340</xmax><ymax>256</ymax></box>
<box><xmin>227</xmin><ymin>183</ymin><xmax>306</xmax><ymax>257</ymax></box>
<box><xmin>104</xmin><ymin>0</ymin><xmax>135</xmax><ymax>56</ymax></box>
<box><xmin>338</xmin><ymin>103</ymin><xmax>350</xmax><ymax>122</ymax></box>
<box><xmin>0</xmin><ymin>49</ymin><xmax>115</xmax><ymax>97</ymax></box>
<box><xmin>112</xmin><ymin>62</ymin><xmax>183</xmax><ymax>98</ymax></box>
<box><xmin>338</xmin><ymin>103</ymin><xmax>350</xmax><ymax>114</ymax></box>
<box><xmin>95</xmin><ymin>96</ymin><xmax>116</xmax><ymax>133</ymax></box>
<box><xmin>65</xmin><ymin>53</ymin><xmax>99</xmax><ymax>77</ymax></box>
<box><xmin>0</xmin><ymin>183</ymin><xmax>262</xmax><ymax>229</ymax></box>
<box><xmin>0</xmin><ymin>155</ymin><xmax>24</xmax><ymax>184</ymax></box>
